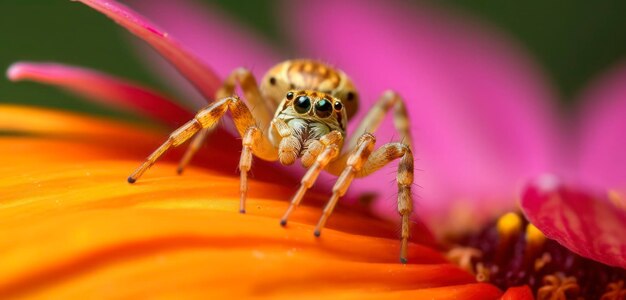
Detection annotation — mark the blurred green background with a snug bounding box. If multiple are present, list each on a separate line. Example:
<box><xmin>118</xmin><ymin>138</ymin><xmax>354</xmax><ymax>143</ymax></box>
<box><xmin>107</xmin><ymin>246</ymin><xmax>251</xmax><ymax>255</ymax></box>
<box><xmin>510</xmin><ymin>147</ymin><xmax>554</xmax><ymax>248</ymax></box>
<box><xmin>1</xmin><ymin>1</ymin><xmax>625</xmax><ymax>120</ymax></box>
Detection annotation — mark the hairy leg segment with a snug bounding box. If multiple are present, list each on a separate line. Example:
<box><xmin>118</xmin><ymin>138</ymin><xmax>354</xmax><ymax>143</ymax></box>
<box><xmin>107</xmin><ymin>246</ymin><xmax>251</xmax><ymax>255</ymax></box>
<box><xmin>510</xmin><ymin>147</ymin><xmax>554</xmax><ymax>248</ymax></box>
<box><xmin>307</xmin><ymin>90</ymin><xmax>415</xmax><ymax>263</ymax></box>
<box><xmin>346</xmin><ymin>90</ymin><xmax>413</xmax><ymax>151</ymax></box>
<box><xmin>128</xmin><ymin>96</ymin><xmax>277</xmax><ymax>213</ymax></box>
<box><xmin>177</xmin><ymin>68</ymin><xmax>275</xmax><ymax>174</ymax></box>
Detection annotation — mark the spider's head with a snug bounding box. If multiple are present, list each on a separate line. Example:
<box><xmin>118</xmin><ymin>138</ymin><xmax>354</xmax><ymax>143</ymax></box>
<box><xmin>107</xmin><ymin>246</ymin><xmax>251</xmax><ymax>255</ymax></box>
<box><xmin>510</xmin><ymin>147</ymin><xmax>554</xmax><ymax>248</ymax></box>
<box><xmin>260</xmin><ymin>60</ymin><xmax>359</xmax><ymax>119</ymax></box>
<box><xmin>276</xmin><ymin>90</ymin><xmax>348</xmax><ymax>136</ymax></box>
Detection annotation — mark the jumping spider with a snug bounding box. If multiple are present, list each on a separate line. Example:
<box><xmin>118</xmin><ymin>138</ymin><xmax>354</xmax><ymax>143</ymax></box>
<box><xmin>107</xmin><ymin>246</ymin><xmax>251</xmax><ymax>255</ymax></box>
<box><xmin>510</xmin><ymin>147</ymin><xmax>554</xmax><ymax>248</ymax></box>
<box><xmin>128</xmin><ymin>59</ymin><xmax>414</xmax><ymax>263</ymax></box>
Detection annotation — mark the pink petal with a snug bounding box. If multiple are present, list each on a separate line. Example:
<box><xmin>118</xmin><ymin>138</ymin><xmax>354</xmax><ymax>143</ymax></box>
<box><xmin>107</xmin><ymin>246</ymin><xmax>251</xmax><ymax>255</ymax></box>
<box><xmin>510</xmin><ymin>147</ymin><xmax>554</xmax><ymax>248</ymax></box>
<box><xmin>575</xmin><ymin>60</ymin><xmax>626</xmax><ymax>189</ymax></box>
<box><xmin>75</xmin><ymin>0</ymin><xmax>221</xmax><ymax>103</ymax></box>
<box><xmin>521</xmin><ymin>178</ymin><xmax>626</xmax><ymax>269</ymax></box>
<box><xmin>7</xmin><ymin>62</ymin><xmax>193</xmax><ymax>127</ymax></box>
<box><xmin>283</xmin><ymin>0</ymin><xmax>561</xmax><ymax>228</ymax></box>
<box><xmin>126</xmin><ymin>0</ymin><xmax>281</xmax><ymax>107</ymax></box>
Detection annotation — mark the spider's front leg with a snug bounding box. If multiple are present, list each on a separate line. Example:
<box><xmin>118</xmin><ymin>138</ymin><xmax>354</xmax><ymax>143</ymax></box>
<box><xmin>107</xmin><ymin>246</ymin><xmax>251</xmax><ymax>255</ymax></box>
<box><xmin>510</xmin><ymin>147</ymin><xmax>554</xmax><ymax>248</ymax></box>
<box><xmin>176</xmin><ymin>68</ymin><xmax>274</xmax><ymax>174</ymax></box>
<box><xmin>308</xmin><ymin>90</ymin><xmax>414</xmax><ymax>263</ymax></box>
<box><xmin>318</xmin><ymin>134</ymin><xmax>414</xmax><ymax>264</ymax></box>
<box><xmin>128</xmin><ymin>96</ymin><xmax>277</xmax><ymax>212</ymax></box>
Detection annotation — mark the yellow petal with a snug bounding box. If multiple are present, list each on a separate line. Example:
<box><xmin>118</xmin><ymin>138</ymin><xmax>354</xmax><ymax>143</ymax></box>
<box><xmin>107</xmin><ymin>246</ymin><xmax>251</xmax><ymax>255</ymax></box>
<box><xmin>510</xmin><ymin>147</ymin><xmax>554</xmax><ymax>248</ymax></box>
<box><xmin>0</xmin><ymin>106</ymin><xmax>502</xmax><ymax>299</ymax></box>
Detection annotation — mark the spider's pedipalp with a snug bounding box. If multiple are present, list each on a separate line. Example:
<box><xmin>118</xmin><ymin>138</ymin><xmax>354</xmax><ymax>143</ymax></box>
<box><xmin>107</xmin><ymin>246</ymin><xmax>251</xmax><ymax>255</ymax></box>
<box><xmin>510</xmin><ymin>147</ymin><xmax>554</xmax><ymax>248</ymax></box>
<box><xmin>279</xmin><ymin>130</ymin><xmax>343</xmax><ymax>226</ymax></box>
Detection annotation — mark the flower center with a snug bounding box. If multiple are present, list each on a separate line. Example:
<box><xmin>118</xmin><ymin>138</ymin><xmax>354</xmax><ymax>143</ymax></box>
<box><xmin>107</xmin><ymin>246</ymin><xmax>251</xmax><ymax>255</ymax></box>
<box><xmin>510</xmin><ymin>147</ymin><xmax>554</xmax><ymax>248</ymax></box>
<box><xmin>447</xmin><ymin>212</ymin><xmax>626</xmax><ymax>299</ymax></box>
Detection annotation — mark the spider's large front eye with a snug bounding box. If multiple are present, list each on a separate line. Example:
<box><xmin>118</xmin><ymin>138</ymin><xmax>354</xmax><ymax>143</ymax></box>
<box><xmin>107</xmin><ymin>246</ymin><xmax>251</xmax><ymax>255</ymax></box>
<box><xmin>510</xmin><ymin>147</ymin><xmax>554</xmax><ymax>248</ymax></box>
<box><xmin>294</xmin><ymin>96</ymin><xmax>311</xmax><ymax>114</ymax></box>
<box><xmin>314</xmin><ymin>99</ymin><xmax>333</xmax><ymax>118</ymax></box>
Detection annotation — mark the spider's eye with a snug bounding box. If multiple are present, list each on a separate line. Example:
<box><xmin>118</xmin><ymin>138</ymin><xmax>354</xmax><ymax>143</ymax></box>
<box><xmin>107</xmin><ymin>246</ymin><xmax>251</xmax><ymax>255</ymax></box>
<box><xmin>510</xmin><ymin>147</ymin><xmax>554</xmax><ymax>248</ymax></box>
<box><xmin>314</xmin><ymin>99</ymin><xmax>333</xmax><ymax>118</ymax></box>
<box><xmin>269</xmin><ymin>77</ymin><xmax>277</xmax><ymax>85</ymax></box>
<box><xmin>294</xmin><ymin>96</ymin><xmax>311</xmax><ymax>113</ymax></box>
<box><xmin>333</xmin><ymin>101</ymin><xmax>343</xmax><ymax>111</ymax></box>
<box><xmin>346</xmin><ymin>91</ymin><xmax>356</xmax><ymax>101</ymax></box>
<box><xmin>286</xmin><ymin>92</ymin><xmax>294</xmax><ymax>100</ymax></box>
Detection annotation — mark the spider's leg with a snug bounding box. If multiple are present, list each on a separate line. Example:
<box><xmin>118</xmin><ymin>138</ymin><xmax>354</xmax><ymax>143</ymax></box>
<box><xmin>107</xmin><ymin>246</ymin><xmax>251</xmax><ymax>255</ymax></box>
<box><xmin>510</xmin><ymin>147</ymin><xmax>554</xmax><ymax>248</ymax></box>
<box><xmin>345</xmin><ymin>90</ymin><xmax>412</xmax><ymax>152</ymax></box>
<box><xmin>227</xmin><ymin>97</ymin><xmax>278</xmax><ymax>213</ymax></box>
<box><xmin>313</xmin><ymin>134</ymin><xmax>376</xmax><ymax>234</ymax></box>
<box><xmin>319</xmin><ymin>135</ymin><xmax>414</xmax><ymax>264</ymax></box>
<box><xmin>238</xmin><ymin>127</ymin><xmax>261</xmax><ymax>213</ymax></box>
<box><xmin>177</xmin><ymin>68</ymin><xmax>275</xmax><ymax>174</ymax></box>
<box><xmin>325</xmin><ymin>90</ymin><xmax>412</xmax><ymax>176</ymax></box>
<box><xmin>176</xmin><ymin>127</ymin><xmax>211</xmax><ymax>174</ymax></box>
<box><xmin>128</xmin><ymin>96</ymin><xmax>277</xmax><ymax>186</ymax></box>
<box><xmin>279</xmin><ymin>130</ymin><xmax>343</xmax><ymax>226</ymax></box>
<box><xmin>128</xmin><ymin>118</ymin><xmax>206</xmax><ymax>183</ymax></box>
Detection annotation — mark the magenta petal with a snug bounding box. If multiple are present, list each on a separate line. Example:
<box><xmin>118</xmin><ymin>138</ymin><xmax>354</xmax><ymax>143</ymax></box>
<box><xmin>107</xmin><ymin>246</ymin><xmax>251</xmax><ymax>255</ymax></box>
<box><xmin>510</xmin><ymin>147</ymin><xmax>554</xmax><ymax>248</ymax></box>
<box><xmin>127</xmin><ymin>0</ymin><xmax>280</xmax><ymax>107</ymax></box>
<box><xmin>576</xmin><ymin>61</ymin><xmax>626</xmax><ymax>188</ymax></box>
<box><xmin>7</xmin><ymin>62</ymin><xmax>193</xmax><ymax>127</ymax></box>
<box><xmin>522</xmin><ymin>179</ymin><xmax>626</xmax><ymax>269</ymax></box>
<box><xmin>284</xmin><ymin>0</ymin><xmax>561</xmax><ymax>226</ymax></box>
<box><xmin>75</xmin><ymin>0</ymin><xmax>221</xmax><ymax>102</ymax></box>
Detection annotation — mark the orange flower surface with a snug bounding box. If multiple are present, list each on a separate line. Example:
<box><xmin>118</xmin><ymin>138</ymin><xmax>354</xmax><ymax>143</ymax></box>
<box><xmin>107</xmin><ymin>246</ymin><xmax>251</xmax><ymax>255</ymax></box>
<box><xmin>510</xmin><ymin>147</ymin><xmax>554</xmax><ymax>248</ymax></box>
<box><xmin>0</xmin><ymin>105</ymin><xmax>502</xmax><ymax>299</ymax></box>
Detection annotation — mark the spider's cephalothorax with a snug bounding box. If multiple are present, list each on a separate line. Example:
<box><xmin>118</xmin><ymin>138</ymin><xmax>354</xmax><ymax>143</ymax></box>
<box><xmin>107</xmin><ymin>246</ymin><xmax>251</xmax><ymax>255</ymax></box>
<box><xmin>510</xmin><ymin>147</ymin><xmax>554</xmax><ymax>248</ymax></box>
<box><xmin>259</xmin><ymin>59</ymin><xmax>359</xmax><ymax>119</ymax></box>
<box><xmin>128</xmin><ymin>59</ymin><xmax>415</xmax><ymax>263</ymax></box>
<box><xmin>270</xmin><ymin>90</ymin><xmax>348</xmax><ymax>167</ymax></box>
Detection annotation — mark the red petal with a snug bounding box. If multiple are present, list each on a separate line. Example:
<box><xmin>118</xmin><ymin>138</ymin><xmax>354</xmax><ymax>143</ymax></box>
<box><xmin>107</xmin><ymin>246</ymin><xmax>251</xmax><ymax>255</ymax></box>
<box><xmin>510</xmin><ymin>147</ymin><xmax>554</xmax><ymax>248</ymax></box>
<box><xmin>521</xmin><ymin>178</ymin><xmax>626</xmax><ymax>269</ymax></box>
<box><xmin>7</xmin><ymin>62</ymin><xmax>193</xmax><ymax>127</ymax></box>
<box><xmin>75</xmin><ymin>0</ymin><xmax>221</xmax><ymax>101</ymax></box>
<box><xmin>500</xmin><ymin>285</ymin><xmax>534</xmax><ymax>300</ymax></box>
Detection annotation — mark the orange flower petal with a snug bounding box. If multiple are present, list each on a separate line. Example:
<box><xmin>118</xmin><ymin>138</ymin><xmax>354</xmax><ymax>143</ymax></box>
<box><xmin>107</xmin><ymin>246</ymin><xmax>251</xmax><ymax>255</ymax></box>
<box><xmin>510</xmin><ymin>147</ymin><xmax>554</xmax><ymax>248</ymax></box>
<box><xmin>0</xmin><ymin>104</ymin><xmax>290</xmax><ymax>180</ymax></box>
<box><xmin>0</xmin><ymin>106</ymin><xmax>502</xmax><ymax>299</ymax></box>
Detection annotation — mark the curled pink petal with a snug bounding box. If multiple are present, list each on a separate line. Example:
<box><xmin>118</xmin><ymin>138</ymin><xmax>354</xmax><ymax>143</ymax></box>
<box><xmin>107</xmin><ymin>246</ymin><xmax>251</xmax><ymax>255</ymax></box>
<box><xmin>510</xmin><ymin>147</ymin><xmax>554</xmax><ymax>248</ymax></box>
<box><xmin>576</xmin><ymin>60</ymin><xmax>626</xmax><ymax>189</ymax></box>
<box><xmin>283</xmin><ymin>0</ymin><xmax>561</xmax><ymax>229</ymax></box>
<box><xmin>75</xmin><ymin>0</ymin><xmax>221</xmax><ymax>102</ymax></box>
<box><xmin>521</xmin><ymin>178</ymin><xmax>626</xmax><ymax>269</ymax></box>
<box><xmin>7</xmin><ymin>62</ymin><xmax>193</xmax><ymax>127</ymax></box>
<box><xmin>127</xmin><ymin>0</ymin><xmax>281</xmax><ymax>107</ymax></box>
